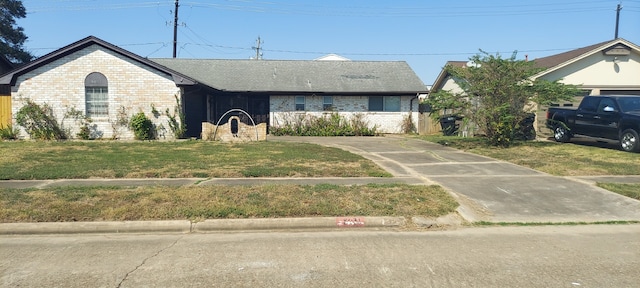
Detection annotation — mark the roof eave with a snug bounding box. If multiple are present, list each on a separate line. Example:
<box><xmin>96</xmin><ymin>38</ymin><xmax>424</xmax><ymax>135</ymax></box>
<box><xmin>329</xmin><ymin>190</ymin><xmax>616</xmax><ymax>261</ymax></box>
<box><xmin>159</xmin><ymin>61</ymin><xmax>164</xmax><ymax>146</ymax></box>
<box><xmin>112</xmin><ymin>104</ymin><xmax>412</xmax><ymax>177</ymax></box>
<box><xmin>1</xmin><ymin>36</ymin><xmax>197</xmax><ymax>86</ymax></box>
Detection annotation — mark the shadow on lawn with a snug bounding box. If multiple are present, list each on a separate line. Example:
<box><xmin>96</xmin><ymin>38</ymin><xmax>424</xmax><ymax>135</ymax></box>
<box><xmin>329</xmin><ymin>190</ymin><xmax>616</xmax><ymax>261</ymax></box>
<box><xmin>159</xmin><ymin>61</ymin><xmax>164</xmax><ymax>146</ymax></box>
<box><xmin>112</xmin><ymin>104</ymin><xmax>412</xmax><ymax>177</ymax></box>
<box><xmin>546</xmin><ymin>136</ymin><xmax>622</xmax><ymax>152</ymax></box>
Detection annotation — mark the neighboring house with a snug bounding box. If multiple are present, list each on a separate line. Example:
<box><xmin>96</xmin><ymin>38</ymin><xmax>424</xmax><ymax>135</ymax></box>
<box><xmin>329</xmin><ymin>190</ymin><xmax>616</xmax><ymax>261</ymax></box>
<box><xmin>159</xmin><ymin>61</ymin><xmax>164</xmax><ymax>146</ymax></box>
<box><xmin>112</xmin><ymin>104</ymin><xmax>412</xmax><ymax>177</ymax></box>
<box><xmin>429</xmin><ymin>38</ymin><xmax>640</xmax><ymax>132</ymax></box>
<box><xmin>0</xmin><ymin>36</ymin><xmax>427</xmax><ymax>139</ymax></box>
<box><xmin>532</xmin><ymin>38</ymin><xmax>640</xmax><ymax>96</ymax></box>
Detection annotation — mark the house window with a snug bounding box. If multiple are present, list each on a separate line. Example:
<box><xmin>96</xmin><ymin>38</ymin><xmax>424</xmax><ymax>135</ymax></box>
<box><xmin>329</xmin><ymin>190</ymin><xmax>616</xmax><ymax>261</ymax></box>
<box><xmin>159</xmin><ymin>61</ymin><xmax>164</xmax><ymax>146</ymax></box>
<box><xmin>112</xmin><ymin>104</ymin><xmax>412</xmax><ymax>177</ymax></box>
<box><xmin>369</xmin><ymin>96</ymin><xmax>400</xmax><ymax>112</ymax></box>
<box><xmin>85</xmin><ymin>72</ymin><xmax>108</xmax><ymax>118</ymax></box>
<box><xmin>323</xmin><ymin>96</ymin><xmax>333</xmax><ymax>111</ymax></box>
<box><xmin>295</xmin><ymin>96</ymin><xmax>305</xmax><ymax>111</ymax></box>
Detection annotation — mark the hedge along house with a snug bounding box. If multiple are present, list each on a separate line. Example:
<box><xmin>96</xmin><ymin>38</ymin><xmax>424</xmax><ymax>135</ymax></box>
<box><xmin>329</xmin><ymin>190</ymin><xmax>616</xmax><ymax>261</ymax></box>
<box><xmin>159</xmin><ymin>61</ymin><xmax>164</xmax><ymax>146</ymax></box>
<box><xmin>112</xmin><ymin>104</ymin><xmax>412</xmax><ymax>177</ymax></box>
<box><xmin>0</xmin><ymin>36</ymin><xmax>427</xmax><ymax>139</ymax></box>
<box><xmin>429</xmin><ymin>38</ymin><xmax>640</xmax><ymax>134</ymax></box>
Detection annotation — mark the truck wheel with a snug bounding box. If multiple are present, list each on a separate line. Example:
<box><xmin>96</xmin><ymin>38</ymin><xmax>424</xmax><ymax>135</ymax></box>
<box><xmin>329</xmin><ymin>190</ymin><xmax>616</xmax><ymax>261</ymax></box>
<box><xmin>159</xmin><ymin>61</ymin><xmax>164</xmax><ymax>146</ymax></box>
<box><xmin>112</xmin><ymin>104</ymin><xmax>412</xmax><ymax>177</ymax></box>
<box><xmin>620</xmin><ymin>129</ymin><xmax>640</xmax><ymax>152</ymax></box>
<box><xmin>553</xmin><ymin>125</ymin><xmax>570</xmax><ymax>143</ymax></box>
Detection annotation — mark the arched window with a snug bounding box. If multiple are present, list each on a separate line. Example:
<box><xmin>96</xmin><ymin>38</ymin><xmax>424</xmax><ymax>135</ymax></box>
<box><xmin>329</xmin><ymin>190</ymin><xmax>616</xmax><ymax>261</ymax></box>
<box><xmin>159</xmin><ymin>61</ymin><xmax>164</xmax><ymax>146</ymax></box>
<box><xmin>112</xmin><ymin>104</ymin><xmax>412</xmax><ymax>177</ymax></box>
<box><xmin>85</xmin><ymin>72</ymin><xmax>108</xmax><ymax>117</ymax></box>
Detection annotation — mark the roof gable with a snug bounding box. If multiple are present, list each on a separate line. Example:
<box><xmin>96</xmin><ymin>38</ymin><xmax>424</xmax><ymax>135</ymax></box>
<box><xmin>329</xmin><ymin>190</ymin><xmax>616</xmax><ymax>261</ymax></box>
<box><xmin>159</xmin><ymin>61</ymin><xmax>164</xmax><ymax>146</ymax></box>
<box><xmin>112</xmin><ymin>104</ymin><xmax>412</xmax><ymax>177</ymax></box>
<box><xmin>0</xmin><ymin>36</ymin><xmax>196</xmax><ymax>86</ymax></box>
<box><xmin>430</xmin><ymin>61</ymin><xmax>466</xmax><ymax>92</ymax></box>
<box><xmin>152</xmin><ymin>58</ymin><xmax>426</xmax><ymax>94</ymax></box>
<box><xmin>533</xmin><ymin>38</ymin><xmax>640</xmax><ymax>78</ymax></box>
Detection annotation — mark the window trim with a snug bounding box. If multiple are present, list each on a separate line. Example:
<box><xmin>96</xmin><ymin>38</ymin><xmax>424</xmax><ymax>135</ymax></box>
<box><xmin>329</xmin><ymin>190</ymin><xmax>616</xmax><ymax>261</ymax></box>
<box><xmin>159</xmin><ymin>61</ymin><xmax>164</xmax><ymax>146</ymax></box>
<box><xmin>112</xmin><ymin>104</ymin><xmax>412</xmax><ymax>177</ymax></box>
<box><xmin>369</xmin><ymin>96</ymin><xmax>400</xmax><ymax>112</ymax></box>
<box><xmin>84</xmin><ymin>72</ymin><xmax>109</xmax><ymax>118</ymax></box>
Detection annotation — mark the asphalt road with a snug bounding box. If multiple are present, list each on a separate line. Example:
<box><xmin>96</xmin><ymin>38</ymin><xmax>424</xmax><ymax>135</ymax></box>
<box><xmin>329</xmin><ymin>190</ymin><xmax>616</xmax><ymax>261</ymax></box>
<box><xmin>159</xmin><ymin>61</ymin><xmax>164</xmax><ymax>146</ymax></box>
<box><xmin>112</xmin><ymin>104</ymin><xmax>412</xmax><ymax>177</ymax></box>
<box><xmin>2</xmin><ymin>225</ymin><xmax>639</xmax><ymax>287</ymax></box>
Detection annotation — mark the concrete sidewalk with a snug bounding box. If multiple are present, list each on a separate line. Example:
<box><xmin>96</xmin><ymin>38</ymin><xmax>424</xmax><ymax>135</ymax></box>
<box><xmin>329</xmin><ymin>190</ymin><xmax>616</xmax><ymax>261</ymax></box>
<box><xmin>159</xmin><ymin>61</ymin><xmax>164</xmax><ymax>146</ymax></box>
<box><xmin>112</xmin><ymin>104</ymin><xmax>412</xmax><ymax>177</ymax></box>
<box><xmin>2</xmin><ymin>135</ymin><xmax>640</xmax><ymax>234</ymax></box>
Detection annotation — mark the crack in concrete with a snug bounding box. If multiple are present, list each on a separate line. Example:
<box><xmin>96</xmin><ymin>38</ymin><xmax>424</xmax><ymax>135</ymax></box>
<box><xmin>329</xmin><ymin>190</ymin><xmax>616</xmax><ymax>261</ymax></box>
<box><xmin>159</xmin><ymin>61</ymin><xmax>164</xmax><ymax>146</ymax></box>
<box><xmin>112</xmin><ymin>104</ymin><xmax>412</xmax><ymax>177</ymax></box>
<box><xmin>116</xmin><ymin>236</ymin><xmax>182</xmax><ymax>288</ymax></box>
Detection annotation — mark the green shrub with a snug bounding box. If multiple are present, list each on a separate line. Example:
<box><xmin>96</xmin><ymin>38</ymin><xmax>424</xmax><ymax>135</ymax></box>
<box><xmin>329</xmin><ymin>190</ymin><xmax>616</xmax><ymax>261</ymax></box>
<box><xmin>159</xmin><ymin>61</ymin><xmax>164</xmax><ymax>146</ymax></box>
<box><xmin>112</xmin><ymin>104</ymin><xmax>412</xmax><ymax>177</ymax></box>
<box><xmin>110</xmin><ymin>106</ymin><xmax>130</xmax><ymax>140</ymax></box>
<box><xmin>15</xmin><ymin>99</ymin><xmax>67</xmax><ymax>140</ymax></box>
<box><xmin>130</xmin><ymin>112</ymin><xmax>155</xmax><ymax>140</ymax></box>
<box><xmin>271</xmin><ymin>112</ymin><xmax>378</xmax><ymax>136</ymax></box>
<box><xmin>166</xmin><ymin>94</ymin><xmax>187</xmax><ymax>139</ymax></box>
<box><xmin>401</xmin><ymin>114</ymin><xmax>416</xmax><ymax>134</ymax></box>
<box><xmin>63</xmin><ymin>106</ymin><xmax>94</xmax><ymax>140</ymax></box>
<box><xmin>0</xmin><ymin>124</ymin><xmax>20</xmax><ymax>140</ymax></box>
<box><xmin>76</xmin><ymin>124</ymin><xmax>91</xmax><ymax>140</ymax></box>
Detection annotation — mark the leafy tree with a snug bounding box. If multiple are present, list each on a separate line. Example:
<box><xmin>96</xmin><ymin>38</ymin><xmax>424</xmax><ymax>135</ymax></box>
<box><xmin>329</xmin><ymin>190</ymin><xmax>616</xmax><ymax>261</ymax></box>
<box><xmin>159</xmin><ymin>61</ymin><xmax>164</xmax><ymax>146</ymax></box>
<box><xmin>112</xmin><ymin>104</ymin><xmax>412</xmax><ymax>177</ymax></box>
<box><xmin>1</xmin><ymin>0</ymin><xmax>34</xmax><ymax>64</ymax></box>
<box><xmin>426</xmin><ymin>51</ymin><xmax>580</xmax><ymax>147</ymax></box>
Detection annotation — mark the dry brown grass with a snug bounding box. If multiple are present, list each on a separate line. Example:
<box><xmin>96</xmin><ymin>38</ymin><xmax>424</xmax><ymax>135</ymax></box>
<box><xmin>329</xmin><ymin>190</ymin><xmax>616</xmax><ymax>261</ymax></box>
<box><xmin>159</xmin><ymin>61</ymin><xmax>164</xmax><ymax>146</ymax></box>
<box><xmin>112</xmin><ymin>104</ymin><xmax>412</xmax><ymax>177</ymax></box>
<box><xmin>0</xmin><ymin>141</ymin><xmax>391</xmax><ymax>179</ymax></box>
<box><xmin>0</xmin><ymin>184</ymin><xmax>459</xmax><ymax>223</ymax></box>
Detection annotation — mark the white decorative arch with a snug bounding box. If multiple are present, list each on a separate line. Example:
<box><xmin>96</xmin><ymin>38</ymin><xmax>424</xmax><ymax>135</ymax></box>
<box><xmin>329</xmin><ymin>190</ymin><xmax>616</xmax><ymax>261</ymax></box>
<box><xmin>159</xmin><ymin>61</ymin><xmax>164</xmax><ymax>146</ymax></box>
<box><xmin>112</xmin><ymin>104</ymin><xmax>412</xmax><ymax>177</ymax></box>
<box><xmin>213</xmin><ymin>109</ymin><xmax>259</xmax><ymax>141</ymax></box>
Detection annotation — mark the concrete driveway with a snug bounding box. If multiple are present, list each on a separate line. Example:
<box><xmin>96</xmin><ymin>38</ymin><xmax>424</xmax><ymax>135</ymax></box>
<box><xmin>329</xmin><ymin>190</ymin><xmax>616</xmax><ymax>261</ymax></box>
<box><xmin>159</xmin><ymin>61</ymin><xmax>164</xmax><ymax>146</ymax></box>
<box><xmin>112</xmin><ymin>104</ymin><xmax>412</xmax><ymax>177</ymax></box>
<box><xmin>272</xmin><ymin>136</ymin><xmax>640</xmax><ymax>223</ymax></box>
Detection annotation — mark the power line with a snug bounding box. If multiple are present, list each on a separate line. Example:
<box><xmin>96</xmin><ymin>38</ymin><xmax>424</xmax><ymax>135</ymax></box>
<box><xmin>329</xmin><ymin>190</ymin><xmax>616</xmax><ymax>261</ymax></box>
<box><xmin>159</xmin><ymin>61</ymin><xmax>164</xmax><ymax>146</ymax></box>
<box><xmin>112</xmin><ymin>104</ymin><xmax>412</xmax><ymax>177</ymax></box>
<box><xmin>25</xmin><ymin>0</ymin><xmax>616</xmax><ymax>17</ymax></box>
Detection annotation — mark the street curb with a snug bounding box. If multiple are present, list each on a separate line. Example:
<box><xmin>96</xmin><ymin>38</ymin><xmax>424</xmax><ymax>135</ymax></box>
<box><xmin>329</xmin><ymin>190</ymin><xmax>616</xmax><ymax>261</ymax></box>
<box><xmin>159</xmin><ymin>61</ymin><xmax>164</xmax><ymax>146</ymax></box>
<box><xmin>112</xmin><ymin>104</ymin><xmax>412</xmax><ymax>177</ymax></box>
<box><xmin>0</xmin><ymin>217</ymin><xmax>406</xmax><ymax>235</ymax></box>
<box><xmin>193</xmin><ymin>217</ymin><xmax>406</xmax><ymax>232</ymax></box>
<box><xmin>0</xmin><ymin>221</ymin><xmax>192</xmax><ymax>235</ymax></box>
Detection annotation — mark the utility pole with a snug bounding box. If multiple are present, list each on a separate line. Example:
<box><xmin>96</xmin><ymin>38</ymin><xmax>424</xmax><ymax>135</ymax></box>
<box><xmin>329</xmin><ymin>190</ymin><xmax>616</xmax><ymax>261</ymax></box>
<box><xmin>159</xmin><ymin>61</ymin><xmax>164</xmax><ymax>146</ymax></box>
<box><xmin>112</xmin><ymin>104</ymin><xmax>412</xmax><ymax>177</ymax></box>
<box><xmin>614</xmin><ymin>3</ymin><xmax>622</xmax><ymax>39</ymax></box>
<box><xmin>173</xmin><ymin>0</ymin><xmax>179</xmax><ymax>58</ymax></box>
<box><xmin>252</xmin><ymin>37</ymin><xmax>263</xmax><ymax>60</ymax></box>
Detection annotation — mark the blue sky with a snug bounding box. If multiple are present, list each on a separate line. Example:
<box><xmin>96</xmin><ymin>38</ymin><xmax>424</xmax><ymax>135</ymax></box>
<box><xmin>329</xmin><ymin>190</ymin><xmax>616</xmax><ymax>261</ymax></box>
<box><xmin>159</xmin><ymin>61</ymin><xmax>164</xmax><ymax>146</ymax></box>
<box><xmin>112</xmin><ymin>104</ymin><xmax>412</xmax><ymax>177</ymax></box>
<box><xmin>18</xmin><ymin>0</ymin><xmax>640</xmax><ymax>86</ymax></box>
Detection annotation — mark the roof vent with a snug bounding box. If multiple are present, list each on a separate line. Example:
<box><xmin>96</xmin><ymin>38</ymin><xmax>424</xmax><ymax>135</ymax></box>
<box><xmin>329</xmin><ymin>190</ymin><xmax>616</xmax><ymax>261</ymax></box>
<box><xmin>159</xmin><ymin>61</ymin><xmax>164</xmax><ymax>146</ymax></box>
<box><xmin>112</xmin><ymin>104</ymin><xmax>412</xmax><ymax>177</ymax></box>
<box><xmin>602</xmin><ymin>44</ymin><xmax>631</xmax><ymax>56</ymax></box>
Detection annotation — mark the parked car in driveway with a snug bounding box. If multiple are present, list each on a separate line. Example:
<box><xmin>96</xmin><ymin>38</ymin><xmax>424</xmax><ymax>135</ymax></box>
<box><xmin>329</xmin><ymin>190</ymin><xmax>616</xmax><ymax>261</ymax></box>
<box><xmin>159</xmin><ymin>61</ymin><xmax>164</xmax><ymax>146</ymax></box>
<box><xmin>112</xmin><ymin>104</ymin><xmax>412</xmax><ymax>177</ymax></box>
<box><xmin>546</xmin><ymin>95</ymin><xmax>640</xmax><ymax>152</ymax></box>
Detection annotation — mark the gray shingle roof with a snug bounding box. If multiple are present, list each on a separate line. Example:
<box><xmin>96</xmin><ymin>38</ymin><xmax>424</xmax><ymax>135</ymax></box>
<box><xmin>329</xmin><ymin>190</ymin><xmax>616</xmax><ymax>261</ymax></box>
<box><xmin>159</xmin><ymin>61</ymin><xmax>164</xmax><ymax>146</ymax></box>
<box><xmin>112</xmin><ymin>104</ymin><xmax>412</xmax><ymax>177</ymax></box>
<box><xmin>151</xmin><ymin>58</ymin><xmax>426</xmax><ymax>94</ymax></box>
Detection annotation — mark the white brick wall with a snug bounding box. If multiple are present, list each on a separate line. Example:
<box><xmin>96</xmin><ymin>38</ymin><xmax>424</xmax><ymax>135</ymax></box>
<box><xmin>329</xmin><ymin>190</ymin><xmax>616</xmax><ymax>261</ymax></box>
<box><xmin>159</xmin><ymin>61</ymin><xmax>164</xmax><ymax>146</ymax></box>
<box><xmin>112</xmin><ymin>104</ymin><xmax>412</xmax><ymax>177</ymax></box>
<box><xmin>11</xmin><ymin>45</ymin><xmax>181</xmax><ymax>140</ymax></box>
<box><xmin>269</xmin><ymin>95</ymin><xmax>418</xmax><ymax>134</ymax></box>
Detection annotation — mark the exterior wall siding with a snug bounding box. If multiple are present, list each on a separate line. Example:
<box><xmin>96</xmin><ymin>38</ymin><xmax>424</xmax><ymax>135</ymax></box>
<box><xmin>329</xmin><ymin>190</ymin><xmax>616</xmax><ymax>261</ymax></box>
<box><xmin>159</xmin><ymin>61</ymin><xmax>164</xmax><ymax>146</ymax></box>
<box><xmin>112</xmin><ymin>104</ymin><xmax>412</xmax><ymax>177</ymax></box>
<box><xmin>11</xmin><ymin>45</ymin><xmax>180</xmax><ymax>140</ymax></box>
<box><xmin>270</xmin><ymin>95</ymin><xmax>418</xmax><ymax>134</ymax></box>
<box><xmin>539</xmin><ymin>52</ymin><xmax>640</xmax><ymax>88</ymax></box>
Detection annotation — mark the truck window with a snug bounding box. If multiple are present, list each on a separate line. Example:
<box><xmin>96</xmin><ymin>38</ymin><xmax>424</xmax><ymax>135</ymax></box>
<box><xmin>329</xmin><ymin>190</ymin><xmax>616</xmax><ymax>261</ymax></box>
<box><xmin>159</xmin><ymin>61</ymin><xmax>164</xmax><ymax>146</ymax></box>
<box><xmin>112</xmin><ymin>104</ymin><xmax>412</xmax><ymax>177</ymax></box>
<box><xmin>579</xmin><ymin>97</ymin><xmax>600</xmax><ymax>112</ymax></box>
<box><xmin>597</xmin><ymin>98</ymin><xmax>616</xmax><ymax>113</ymax></box>
<box><xmin>617</xmin><ymin>97</ymin><xmax>640</xmax><ymax>113</ymax></box>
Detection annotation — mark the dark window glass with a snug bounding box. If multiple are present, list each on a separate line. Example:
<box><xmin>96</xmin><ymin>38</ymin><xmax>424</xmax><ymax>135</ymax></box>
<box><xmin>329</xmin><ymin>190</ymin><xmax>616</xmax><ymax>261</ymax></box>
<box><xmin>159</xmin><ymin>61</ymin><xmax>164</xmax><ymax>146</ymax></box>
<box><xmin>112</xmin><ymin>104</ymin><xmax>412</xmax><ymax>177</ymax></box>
<box><xmin>369</xmin><ymin>96</ymin><xmax>383</xmax><ymax>111</ymax></box>
<box><xmin>295</xmin><ymin>96</ymin><xmax>305</xmax><ymax>111</ymax></box>
<box><xmin>579</xmin><ymin>97</ymin><xmax>599</xmax><ymax>113</ymax></box>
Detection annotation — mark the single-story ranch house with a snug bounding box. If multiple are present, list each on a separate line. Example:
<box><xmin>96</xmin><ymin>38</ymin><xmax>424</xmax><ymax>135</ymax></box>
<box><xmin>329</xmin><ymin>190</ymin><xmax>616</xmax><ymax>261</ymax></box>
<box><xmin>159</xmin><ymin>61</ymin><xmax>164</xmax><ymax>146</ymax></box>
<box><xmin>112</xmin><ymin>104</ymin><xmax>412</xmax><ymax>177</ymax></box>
<box><xmin>0</xmin><ymin>36</ymin><xmax>427</xmax><ymax>139</ymax></box>
<box><xmin>429</xmin><ymin>38</ymin><xmax>640</xmax><ymax>133</ymax></box>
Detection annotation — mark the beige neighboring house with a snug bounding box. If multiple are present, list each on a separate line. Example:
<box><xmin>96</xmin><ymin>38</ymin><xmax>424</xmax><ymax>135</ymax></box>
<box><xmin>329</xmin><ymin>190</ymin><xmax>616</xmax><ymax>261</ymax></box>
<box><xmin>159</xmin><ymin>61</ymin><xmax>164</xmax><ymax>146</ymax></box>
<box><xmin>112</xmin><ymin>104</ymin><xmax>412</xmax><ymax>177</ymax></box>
<box><xmin>428</xmin><ymin>38</ymin><xmax>640</xmax><ymax>133</ymax></box>
<box><xmin>533</xmin><ymin>38</ymin><xmax>640</xmax><ymax>96</ymax></box>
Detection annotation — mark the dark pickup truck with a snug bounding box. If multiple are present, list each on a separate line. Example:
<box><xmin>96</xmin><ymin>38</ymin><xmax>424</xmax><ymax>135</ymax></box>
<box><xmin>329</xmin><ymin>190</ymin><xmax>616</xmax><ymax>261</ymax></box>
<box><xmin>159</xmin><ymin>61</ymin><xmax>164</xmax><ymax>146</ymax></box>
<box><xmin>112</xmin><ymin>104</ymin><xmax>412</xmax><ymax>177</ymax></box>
<box><xmin>546</xmin><ymin>95</ymin><xmax>640</xmax><ymax>152</ymax></box>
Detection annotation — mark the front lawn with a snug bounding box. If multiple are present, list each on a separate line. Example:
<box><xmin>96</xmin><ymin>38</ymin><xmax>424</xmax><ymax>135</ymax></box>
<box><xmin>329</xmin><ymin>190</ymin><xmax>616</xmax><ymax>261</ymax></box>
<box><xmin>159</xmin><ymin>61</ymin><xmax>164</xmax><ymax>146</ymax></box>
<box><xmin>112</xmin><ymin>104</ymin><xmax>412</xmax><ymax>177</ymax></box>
<box><xmin>0</xmin><ymin>141</ymin><xmax>391</xmax><ymax>179</ymax></box>
<box><xmin>0</xmin><ymin>184</ymin><xmax>458</xmax><ymax>223</ymax></box>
